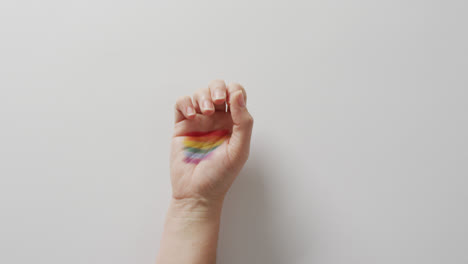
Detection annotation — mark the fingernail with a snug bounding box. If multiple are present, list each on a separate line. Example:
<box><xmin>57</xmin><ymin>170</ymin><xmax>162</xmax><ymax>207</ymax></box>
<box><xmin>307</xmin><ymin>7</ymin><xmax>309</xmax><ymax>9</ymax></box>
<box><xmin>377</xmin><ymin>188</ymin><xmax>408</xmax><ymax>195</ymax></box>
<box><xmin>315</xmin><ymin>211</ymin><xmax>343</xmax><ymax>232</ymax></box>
<box><xmin>238</xmin><ymin>92</ymin><xmax>246</xmax><ymax>107</ymax></box>
<box><xmin>214</xmin><ymin>90</ymin><xmax>225</xmax><ymax>100</ymax></box>
<box><xmin>202</xmin><ymin>100</ymin><xmax>213</xmax><ymax>110</ymax></box>
<box><xmin>187</xmin><ymin>106</ymin><xmax>195</xmax><ymax>116</ymax></box>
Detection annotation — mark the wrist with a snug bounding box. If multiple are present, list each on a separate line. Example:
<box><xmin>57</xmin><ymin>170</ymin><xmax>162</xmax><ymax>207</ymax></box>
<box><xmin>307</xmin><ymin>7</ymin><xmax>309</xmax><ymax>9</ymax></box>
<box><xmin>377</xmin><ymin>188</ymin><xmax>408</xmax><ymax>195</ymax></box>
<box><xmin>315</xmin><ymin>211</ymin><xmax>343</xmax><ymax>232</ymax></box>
<box><xmin>168</xmin><ymin>196</ymin><xmax>225</xmax><ymax>221</ymax></box>
<box><xmin>157</xmin><ymin>197</ymin><xmax>224</xmax><ymax>264</ymax></box>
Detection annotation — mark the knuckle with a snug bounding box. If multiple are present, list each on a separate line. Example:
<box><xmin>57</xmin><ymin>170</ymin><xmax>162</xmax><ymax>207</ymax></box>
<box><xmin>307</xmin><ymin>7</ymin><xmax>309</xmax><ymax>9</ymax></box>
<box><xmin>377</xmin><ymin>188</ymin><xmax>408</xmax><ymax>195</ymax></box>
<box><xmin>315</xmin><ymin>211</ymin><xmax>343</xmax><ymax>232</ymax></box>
<box><xmin>209</xmin><ymin>79</ymin><xmax>226</xmax><ymax>89</ymax></box>
<box><xmin>228</xmin><ymin>82</ymin><xmax>247</xmax><ymax>99</ymax></box>
<box><xmin>194</xmin><ymin>88</ymin><xmax>209</xmax><ymax>100</ymax></box>
<box><xmin>175</xmin><ymin>95</ymin><xmax>188</xmax><ymax>106</ymax></box>
<box><xmin>245</xmin><ymin>114</ymin><xmax>254</xmax><ymax>126</ymax></box>
<box><xmin>228</xmin><ymin>82</ymin><xmax>244</xmax><ymax>91</ymax></box>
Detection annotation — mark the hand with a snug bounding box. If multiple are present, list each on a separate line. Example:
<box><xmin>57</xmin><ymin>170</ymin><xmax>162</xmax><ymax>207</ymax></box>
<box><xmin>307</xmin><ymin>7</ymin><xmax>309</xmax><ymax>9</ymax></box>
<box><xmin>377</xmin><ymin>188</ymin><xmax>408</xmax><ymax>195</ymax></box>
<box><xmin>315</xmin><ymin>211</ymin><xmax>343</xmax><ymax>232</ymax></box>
<box><xmin>171</xmin><ymin>80</ymin><xmax>254</xmax><ymax>203</ymax></box>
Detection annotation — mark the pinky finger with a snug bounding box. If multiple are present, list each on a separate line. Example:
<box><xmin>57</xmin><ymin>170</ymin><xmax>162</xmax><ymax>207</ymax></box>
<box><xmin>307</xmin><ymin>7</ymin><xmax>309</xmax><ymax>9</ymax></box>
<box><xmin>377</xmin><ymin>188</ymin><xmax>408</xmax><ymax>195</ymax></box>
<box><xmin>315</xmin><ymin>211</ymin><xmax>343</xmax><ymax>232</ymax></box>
<box><xmin>174</xmin><ymin>96</ymin><xmax>196</xmax><ymax>123</ymax></box>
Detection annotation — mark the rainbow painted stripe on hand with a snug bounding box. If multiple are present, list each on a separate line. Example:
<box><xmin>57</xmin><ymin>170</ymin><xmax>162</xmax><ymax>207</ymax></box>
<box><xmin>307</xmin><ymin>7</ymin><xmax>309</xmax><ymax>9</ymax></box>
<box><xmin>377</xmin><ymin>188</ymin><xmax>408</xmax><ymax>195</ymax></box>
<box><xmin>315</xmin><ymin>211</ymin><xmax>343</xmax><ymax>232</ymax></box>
<box><xmin>183</xmin><ymin>130</ymin><xmax>230</xmax><ymax>164</ymax></box>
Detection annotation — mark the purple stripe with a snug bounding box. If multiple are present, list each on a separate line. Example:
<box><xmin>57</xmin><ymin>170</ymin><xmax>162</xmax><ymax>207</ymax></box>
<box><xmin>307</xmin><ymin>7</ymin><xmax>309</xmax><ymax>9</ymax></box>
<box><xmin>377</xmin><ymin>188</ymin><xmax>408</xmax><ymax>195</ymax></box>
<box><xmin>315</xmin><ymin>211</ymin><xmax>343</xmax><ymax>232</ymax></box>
<box><xmin>183</xmin><ymin>151</ymin><xmax>213</xmax><ymax>164</ymax></box>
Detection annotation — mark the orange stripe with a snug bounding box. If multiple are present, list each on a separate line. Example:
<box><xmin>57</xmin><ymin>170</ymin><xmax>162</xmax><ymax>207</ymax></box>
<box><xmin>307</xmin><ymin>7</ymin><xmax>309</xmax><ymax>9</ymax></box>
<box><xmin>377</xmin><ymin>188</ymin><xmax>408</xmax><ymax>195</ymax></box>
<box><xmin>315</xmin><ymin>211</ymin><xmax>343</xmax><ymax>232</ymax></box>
<box><xmin>183</xmin><ymin>138</ymin><xmax>226</xmax><ymax>149</ymax></box>
<box><xmin>185</xmin><ymin>135</ymin><xmax>229</xmax><ymax>142</ymax></box>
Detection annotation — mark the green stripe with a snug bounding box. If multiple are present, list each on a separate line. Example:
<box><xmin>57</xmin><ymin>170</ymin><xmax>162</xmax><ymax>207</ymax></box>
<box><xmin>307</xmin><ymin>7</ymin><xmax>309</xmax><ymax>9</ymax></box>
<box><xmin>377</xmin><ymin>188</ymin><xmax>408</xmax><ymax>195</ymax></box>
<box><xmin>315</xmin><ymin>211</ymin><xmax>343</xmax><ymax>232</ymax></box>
<box><xmin>184</xmin><ymin>145</ymin><xmax>220</xmax><ymax>153</ymax></box>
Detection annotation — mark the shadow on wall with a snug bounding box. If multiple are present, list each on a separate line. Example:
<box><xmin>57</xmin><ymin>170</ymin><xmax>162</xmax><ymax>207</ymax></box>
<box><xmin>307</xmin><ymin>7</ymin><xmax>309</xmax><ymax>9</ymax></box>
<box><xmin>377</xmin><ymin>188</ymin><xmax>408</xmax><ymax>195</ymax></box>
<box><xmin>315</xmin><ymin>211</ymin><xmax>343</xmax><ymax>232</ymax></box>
<box><xmin>217</xmin><ymin>139</ymin><xmax>309</xmax><ymax>264</ymax></box>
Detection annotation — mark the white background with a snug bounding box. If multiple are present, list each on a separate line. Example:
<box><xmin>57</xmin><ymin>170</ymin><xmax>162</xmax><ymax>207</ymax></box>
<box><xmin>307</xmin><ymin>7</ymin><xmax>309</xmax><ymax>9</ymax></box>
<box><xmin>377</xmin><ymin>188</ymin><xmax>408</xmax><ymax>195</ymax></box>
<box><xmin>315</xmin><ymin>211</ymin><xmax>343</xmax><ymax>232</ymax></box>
<box><xmin>1</xmin><ymin>1</ymin><xmax>467</xmax><ymax>263</ymax></box>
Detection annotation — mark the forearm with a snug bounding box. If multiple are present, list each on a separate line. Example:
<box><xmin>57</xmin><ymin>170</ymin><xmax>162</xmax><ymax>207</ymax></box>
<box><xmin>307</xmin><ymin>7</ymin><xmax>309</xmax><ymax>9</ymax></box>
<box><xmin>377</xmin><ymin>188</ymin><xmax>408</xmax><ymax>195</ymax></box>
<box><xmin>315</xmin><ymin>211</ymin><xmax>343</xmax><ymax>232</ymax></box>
<box><xmin>156</xmin><ymin>197</ymin><xmax>224</xmax><ymax>264</ymax></box>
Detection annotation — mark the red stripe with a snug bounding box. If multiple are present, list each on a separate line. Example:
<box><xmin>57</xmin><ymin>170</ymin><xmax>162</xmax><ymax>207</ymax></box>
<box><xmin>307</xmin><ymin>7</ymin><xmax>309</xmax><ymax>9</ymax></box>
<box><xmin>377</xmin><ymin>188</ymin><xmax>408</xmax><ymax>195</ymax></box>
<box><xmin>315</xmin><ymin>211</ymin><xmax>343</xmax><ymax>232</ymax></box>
<box><xmin>185</xmin><ymin>135</ymin><xmax>227</xmax><ymax>142</ymax></box>
<box><xmin>183</xmin><ymin>129</ymin><xmax>230</xmax><ymax>137</ymax></box>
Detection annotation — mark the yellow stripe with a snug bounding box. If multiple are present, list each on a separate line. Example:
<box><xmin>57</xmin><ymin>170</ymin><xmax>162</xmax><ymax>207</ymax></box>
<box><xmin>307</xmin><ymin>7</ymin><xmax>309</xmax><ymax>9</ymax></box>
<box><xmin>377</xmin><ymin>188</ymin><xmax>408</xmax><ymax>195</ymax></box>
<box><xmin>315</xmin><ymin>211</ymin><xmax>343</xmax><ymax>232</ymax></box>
<box><xmin>183</xmin><ymin>138</ymin><xmax>226</xmax><ymax>150</ymax></box>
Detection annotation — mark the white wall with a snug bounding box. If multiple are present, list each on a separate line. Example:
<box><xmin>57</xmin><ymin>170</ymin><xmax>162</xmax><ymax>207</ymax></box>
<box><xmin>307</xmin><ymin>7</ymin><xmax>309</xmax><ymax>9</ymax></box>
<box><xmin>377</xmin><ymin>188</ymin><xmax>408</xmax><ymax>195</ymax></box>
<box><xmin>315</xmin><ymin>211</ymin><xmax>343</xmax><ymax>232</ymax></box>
<box><xmin>1</xmin><ymin>1</ymin><xmax>467</xmax><ymax>263</ymax></box>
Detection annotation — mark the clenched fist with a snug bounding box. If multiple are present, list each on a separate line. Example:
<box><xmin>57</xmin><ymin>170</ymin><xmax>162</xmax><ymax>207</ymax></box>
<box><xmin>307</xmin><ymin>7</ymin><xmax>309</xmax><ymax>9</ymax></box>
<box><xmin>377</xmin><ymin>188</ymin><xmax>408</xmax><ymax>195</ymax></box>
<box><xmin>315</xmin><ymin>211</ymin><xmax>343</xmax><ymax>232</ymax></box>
<box><xmin>171</xmin><ymin>80</ymin><xmax>254</xmax><ymax>202</ymax></box>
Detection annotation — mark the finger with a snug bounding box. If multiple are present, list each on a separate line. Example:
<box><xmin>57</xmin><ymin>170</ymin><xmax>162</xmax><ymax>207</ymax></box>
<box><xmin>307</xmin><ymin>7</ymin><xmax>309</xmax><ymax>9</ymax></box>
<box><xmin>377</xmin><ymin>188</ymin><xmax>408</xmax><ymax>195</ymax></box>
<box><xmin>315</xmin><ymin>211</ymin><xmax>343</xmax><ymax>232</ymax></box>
<box><xmin>226</xmin><ymin>83</ymin><xmax>253</xmax><ymax>162</ymax></box>
<box><xmin>193</xmin><ymin>88</ymin><xmax>215</xmax><ymax>115</ymax></box>
<box><xmin>174</xmin><ymin>95</ymin><xmax>196</xmax><ymax>123</ymax></box>
<box><xmin>208</xmin><ymin>79</ymin><xmax>227</xmax><ymax>112</ymax></box>
<box><xmin>191</xmin><ymin>88</ymin><xmax>205</xmax><ymax>113</ymax></box>
<box><xmin>226</xmin><ymin>82</ymin><xmax>247</xmax><ymax>112</ymax></box>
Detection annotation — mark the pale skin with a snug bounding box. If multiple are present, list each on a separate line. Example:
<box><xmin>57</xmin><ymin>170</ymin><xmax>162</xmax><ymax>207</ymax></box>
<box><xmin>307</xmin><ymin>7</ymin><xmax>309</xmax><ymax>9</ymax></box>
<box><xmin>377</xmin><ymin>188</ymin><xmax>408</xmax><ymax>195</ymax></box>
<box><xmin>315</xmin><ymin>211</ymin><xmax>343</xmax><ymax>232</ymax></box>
<box><xmin>156</xmin><ymin>80</ymin><xmax>254</xmax><ymax>264</ymax></box>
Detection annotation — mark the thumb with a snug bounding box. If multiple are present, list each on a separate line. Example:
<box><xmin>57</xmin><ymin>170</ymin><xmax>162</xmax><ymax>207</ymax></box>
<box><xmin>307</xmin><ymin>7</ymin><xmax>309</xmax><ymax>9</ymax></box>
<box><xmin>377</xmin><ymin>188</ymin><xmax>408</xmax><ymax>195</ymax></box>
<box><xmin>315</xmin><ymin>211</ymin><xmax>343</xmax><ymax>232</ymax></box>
<box><xmin>228</xmin><ymin>90</ymin><xmax>254</xmax><ymax>162</ymax></box>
